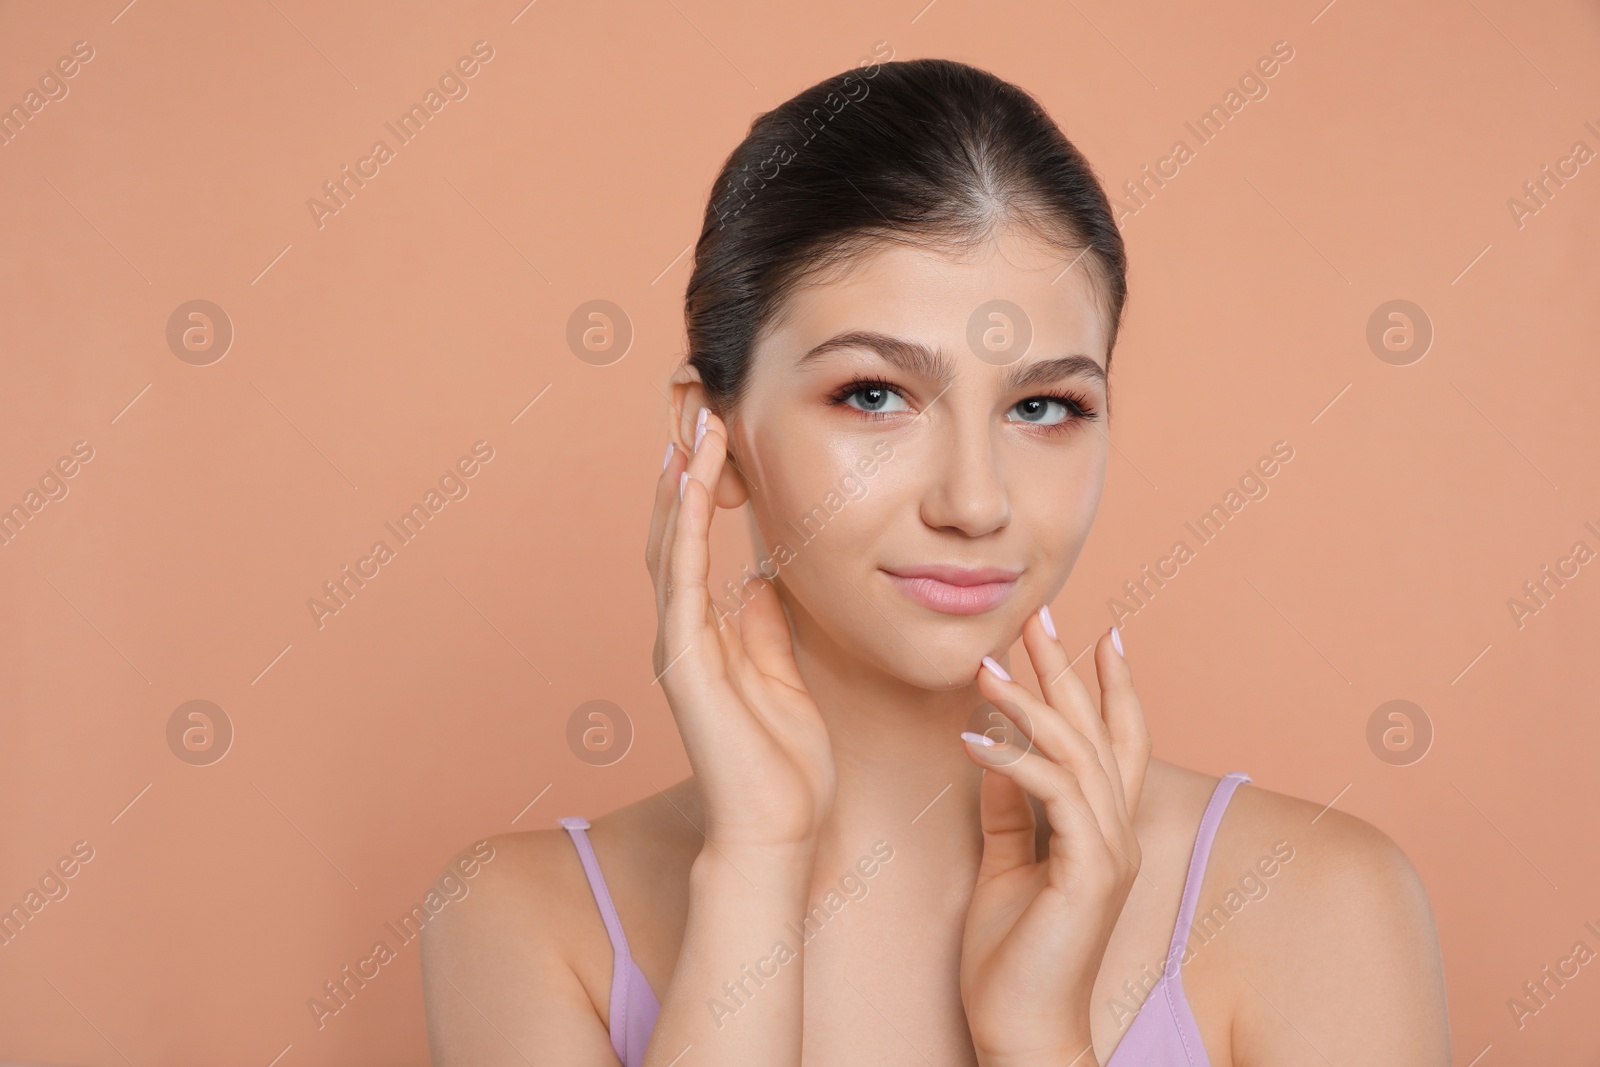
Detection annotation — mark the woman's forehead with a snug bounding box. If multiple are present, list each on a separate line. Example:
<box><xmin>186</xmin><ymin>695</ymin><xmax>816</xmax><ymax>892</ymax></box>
<box><xmin>756</xmin><ymin>242</ymin><xmax>1109</xmax><ymax>370</ymax></box>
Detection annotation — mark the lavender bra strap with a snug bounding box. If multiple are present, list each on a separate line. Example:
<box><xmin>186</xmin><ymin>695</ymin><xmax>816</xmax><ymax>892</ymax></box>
<box><xmin>1162</xmin><ymin>772</ymin><xmax>1252</xmax><ymax>980</ymax></box>
<box><xmin>559</xmin><ymin>817</ymin><xmax>638</xmax><ymax>1065</ymax></box>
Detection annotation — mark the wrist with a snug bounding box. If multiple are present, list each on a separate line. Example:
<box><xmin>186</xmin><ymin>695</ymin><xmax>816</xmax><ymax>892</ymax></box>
<box><xmin>976</xmin><ymin>1051</ymin><xmax>1098</xmax><ymax>1067</ymax></box>
<box><xmin>692</xmin><ymin>839</ymin><xmax>817</xmax><ymax>892</ymax></box>
<box><xmin>973</xmin><ymin>1027</ymin><xmax>1097</xmax><ymax>1067</ymax></box>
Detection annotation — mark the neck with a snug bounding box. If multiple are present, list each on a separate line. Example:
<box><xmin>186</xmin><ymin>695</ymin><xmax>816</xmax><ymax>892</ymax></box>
<box><xmin>781</xmin><ymin>590</ymin><xmax>1016</xmax><ymax>882</ymax></box>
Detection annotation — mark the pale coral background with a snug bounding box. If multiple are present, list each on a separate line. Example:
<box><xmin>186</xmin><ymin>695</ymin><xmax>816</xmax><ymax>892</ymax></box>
<box><xmin>2</xmin><ymin>0</ymin><xmax>1598</xmax><ymax>1064</ymax></box>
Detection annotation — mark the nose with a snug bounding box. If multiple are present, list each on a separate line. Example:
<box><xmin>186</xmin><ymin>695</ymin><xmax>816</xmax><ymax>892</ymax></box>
<box><xmin>919</xmin><ymin>413</ymin><xmax>1011</xmax><ymax>537</ymax></box>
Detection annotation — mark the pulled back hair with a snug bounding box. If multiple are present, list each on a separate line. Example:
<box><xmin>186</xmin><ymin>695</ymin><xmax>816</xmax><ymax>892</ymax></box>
<box><xmin>684</xmin><ymin>55</ymin><xmax>1128</xmax><ymax>414</ymax></box>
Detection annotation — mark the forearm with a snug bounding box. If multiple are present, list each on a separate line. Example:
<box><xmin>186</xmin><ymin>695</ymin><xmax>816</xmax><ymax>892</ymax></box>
<box><xmin>643</xmin><ymin>844</ymin><xmax>815</xmax><ymax>1067</ymax></box>
<box><xmin>977</xmin><ymin>1048</ymin><xmax>1099</xmax><ymax>1067</ymax></box>
<box><xmin>971</xmin><ymin>1009</ymin><xmax>1099</xmax><ymax>1067</ymax></box>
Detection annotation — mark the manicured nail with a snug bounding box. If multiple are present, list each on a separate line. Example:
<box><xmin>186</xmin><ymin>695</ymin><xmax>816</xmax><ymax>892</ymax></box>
<box><xmin>694</xmin><ymin>406</ymin><xmax>708</xmax><ymax>451</ymax></box>
<box><xmin>960</xmin><ymin>731</ymin><xmax>996</xmax><ymax>748</ymax></box>
<box><xmin>1111</xmin><ymin>626</ymin><xmax>1124</xmax><ymax>657</ymax></box>
<box><xmin>661</xmin><ymin>442</ymin><xmax>675</xmax><ymax>471</ymax></box>
<box><xmin>679</xmin><ymin>471</ymin><xmax>689</xmax><ymax>500</ymax></box>
<box><xmin>1039</xmin><ymin>604</ymin><xmax>1057</xmax><ymax>639</ymax></box>
<box><xmin>981</xmin><ymin>655</ymin><xmax>1011</xmax><ymax>682</ymax></box>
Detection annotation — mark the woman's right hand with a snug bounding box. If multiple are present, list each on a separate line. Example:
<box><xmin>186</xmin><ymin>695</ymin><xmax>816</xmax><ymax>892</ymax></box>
<box><xmin>647</xmin><ymin>406</ymin><xmax>837</xmax><ymax>856</ymax></box>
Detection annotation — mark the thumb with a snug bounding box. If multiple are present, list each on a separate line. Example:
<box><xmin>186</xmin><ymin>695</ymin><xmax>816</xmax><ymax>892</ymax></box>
<box><xmin>975</xmin><ymin>763</ymin><xmax>1037</xmax><ymax>883</ymax></box>
<box><xmin>736</xmin><ymin>577</ymin><xmax>806</xmax><ymax>691</ymax></box>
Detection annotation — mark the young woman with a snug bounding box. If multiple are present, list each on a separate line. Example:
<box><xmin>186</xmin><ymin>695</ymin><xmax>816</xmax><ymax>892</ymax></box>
<box><xmin>420</xmin><ymin>58</ymin><xmax>1450</xmax><ymax>1066</ymax></box>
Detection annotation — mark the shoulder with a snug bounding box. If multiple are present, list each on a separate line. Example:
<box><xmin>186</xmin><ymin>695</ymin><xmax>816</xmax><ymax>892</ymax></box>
<box><xmin>418</xmin><ymin>825</ymin><xmax>597</xmax><ymax>1003</ymax></box>
<box><xmin>1200</xmin><ymin>775</ymin><xmax>1451</xmax><ymax>1064</ymax></box>
<box><xmin>421</xmin><ymin>779</ymin><xmax>701</xmax><ymax>971</ymax></box>
<box><xmin>420</xmin><ymin>827</ymin><xmax>592</xmax><ymax>959</ymax></box>
<box><xmin>1217</xmin><ymin>776</ymin><xmax>1434</xmax><ymax>922</ymax></box>
<box><xmin>416</xmin><ymin>825</ymin><xmax>620</xmax><ymax>1064</ymax></box>
<box><xmin>419</xmin><ymin>783</ymin><xmax>704</xmax><ymax>1063</ymax></box>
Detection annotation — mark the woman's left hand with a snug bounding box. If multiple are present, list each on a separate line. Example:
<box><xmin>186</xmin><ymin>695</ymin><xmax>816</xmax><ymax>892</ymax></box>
<box><xmin>958</xmin><ymin>611</ymin><xmax>1152</xmax><ymax>1067</ymax></box>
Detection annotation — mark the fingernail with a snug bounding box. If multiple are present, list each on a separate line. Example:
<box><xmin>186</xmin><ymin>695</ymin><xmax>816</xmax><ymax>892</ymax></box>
<box><xmin>981</xmin><ymin>655</ymin><xmax>1011</xmax><ymax>682</ymax></box>
<box><xmin>960</xmin><ymin>731</ymin><xmax>996</xmax><ymax>748</ymax></box>
<box><xmin>679</xmin><ymin>471</ymin><xmax>689</xmax><ymax>500</ymax></box>
<box><xmin>694</xmin><ymin>407</ymin><xmax>708</xmax><ymax>451</ymax></box>
<box><xmin>661</xmin><ymin>442</ymin><xmax>675</xmax><ymax>471</ymax></box>
<box><xmin>1039</xmin><ymin>604</ymin><xmax>1056</xmax><ymax>639</ymax></box>
<box><xmin>1111</xmin><ymin>626</ymin><xmax>1124</xmax><ymax>657</ymax></box>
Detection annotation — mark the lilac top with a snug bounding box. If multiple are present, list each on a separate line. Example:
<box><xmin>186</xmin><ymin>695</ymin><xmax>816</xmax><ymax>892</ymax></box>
<box><xmin>560</xmin><ymin>770</ymin><xmax>1250</xmax><ymax>1067</ymax></box>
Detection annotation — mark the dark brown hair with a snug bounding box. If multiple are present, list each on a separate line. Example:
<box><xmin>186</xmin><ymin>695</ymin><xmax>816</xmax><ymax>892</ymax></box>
<box><xmin>684</xmin><ymin>56</ymin><xmax>1128</xmax><ymax>413</ymax></box>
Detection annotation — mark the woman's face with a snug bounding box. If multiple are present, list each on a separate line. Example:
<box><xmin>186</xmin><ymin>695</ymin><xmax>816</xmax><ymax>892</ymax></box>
<box><xmin>725</xmin><ymin>224</ymin><xmax>1111</xmax><ymax>689</ymax></box>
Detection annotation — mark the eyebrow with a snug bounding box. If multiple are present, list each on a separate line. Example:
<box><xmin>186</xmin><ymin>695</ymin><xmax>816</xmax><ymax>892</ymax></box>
<box><xmin>797</xmin><ymin>330</ymin><xmax>1106</xmax><ymax>392</ymax></box>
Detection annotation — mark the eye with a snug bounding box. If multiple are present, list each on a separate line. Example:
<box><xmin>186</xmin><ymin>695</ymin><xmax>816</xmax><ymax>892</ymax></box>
<box><xmin>835</xmin><ymin>380</ymin><xmax>911</xmax><ymax>416</ymax></box>
<box><xmin>1009</xmin><ymin>396</ymin><xmax>1074</xmax><ymax>426</ymax></box>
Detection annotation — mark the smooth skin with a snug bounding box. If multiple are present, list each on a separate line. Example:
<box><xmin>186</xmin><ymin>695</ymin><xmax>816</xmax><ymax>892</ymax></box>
<box><xmin>421</xmin><ymin>225</ymin><xmax>1450</xmax><ymax>1066</ymax></box>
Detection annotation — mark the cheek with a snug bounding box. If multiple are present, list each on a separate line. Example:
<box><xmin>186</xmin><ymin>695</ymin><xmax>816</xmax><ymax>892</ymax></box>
<box><xmin>1071</xmin><ymin>454</ymin><xmax>1107</xmax><ymax>519</ymax></box>
<box><xmin>1020</xmin><ymin>446</ymin><xmax>1105</xmax><ymax>561</ymax></box>
<box><xmin>743</xmin><ymin>426</ymin><xmax>897</xmax><ymax>566</ymax></box>
<box><xmin>746</xmin><ymin>424</ymin><xmax>834</xmax><ymax>523</ymax></box>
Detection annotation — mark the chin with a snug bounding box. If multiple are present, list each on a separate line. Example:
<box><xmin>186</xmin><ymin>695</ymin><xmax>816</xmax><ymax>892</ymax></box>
<box><xmin>871</xmin><ymin>614</ymin><xmax>1015</xmax><ymax>690</ymax></box>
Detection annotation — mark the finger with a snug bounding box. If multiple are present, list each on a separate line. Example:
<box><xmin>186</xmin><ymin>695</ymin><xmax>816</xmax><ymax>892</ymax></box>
<box><xmin>657</xmin><ymin>406</ymin><xmax>721</xmax><ymax>622</ymax></box>
<box><xmin>659</xmin><ymin>412</ymin><xmax>723</xmax><ymax>617</ymax></box>
<box><xmin>645</xmin><ymin>441</ymin><xmax>684</xmax><ymax>578</ymax></box>
<box><xmin>661</xmin><ymin>410</ymin><xmax>730</xmax><ymax>669</ymax></box>
<box><xmin>661</xmin><ymin>468</ymin><xmax>708</xmax><ymax>649</ymax></box>
<box><xmin>970</xmin><ymin>760</ymin><xmax>1037</xmax><ymax>883</ymax></box>
<box><xmin>646</xmin><ymin>444</ymin><xmax>688</xmax><ymax>677</ymax></box>
<box><xmin>650</xmin><ymin>447</ymin><xmax>688</xmax><ymax>660</ymax></box>
<box><xmin>684</xmin><ymin>407</ymin><xmax>729</xmax><ymax>500</ymax></box>
<box><xmin>1096</xmin><ymin>627</ymin><xmax>1152</xmax><ymax>819</ymax></box>
<box><xmin>657</xmin><ymin>470</ymin><xmax>731</xmax><ymax>752</ymax></box>
<box><xmin>1019</xmin><ymin>609</ymin><xmax>1129</xmax><ymax>824</ymax></box>
<box><xmin>736</xmin><ymin>576</ymin><xmax>807</xmax><ymax>692</ymax></box>
<box><xmin>655</xmin><ymin>448</ymin><xmax>689</xmax><ymax>595</ymax></box>
<box><xmin>975</xmin><ymin>657</ymin><xmax>1123</xmax><ymax>836</ymax></box>
<box><xmin>710</xmin><ymin>577</ymin><xmax>755</xmax><ymax>680</ymax></box>
<box><xmin>961</xmin><ymin>737</ymin><xmax>1133</xmax><ymax>878</ymax></box>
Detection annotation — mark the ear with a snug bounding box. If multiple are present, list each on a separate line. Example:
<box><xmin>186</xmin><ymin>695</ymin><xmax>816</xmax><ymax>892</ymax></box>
<box><xmin>667</xmin><ymin>362</ymin><xmax>751</xmax><ymax>508</ymax></box>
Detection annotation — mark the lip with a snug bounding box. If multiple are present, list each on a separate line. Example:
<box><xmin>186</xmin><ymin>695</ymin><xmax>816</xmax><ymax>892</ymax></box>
<box><xmin>881</xmin><ymin>564</ymin><xmax>1021</xmax><ymax>615</ymax></box>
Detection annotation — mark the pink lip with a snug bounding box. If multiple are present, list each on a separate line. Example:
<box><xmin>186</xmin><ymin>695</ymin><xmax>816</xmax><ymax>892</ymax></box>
<box><xmin>882</xmin><ymin>564</ymin><xmax>1021</xmax><ymax>615</ymax></box>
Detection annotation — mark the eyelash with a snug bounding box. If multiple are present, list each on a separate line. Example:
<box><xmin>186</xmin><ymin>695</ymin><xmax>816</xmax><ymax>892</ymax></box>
<box><xmin>825</xmin><ymin>375</ymin><xmax>1100</xmax><ymax>433</ymax></box>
